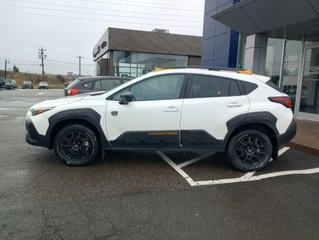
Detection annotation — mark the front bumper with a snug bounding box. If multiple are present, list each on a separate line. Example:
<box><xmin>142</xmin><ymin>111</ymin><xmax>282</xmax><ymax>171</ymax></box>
<box><xmin>25</xmin><ymin>120</ymin><xmax>50</xmax><ymax>149</ymax></box>
<box><xmin>278</xmin><ymin>119</ymin><xmax>297</xmax><ymax>147</ymax></box>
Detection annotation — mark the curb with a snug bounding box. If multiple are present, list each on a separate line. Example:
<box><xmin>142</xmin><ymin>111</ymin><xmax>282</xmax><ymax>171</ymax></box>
<box><xmin>287</xmin><ymin>142</ymin><xmax>319</xmax><ymax>156</ymax></box>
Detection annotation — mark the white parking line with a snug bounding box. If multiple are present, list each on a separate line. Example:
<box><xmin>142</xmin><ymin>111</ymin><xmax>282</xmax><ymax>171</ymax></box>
<box><xmin>157</xmin><ymin>151</ymin><xmax>196</xmax><ymax>186</ymax></box>
<box><xmin>177</xmin><ymin>152</ymin><xmax>215</xmax><ymax>168</ymax></box>
<box><xmin>157</xmin><ymin>147</ymin><xmax>319</xmax><ymax>186</ymax></box>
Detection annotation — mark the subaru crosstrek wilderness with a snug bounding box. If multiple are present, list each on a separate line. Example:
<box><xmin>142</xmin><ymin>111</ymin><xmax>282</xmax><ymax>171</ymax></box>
<box><xmin>25</xmin><ymin>68</ymin><xmax>296</xmax><ymax>171</ymax></box>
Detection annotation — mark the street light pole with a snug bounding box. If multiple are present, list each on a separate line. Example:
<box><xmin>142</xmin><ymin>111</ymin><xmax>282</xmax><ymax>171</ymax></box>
<box><xmin>76</xmin><ymin>56</ymin><xmax>84</xmax><ymax>77</ymax></box>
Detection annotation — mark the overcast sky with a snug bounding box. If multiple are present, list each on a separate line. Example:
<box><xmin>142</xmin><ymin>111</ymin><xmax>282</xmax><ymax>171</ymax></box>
<box><xmin>0</xmin><ymin>0</ymin><xmax>204</xmax><ymax>76</ymax></box>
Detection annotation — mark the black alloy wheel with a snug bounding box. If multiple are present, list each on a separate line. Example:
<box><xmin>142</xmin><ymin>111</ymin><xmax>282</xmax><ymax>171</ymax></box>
<box><xmin>54</xmin><ymin>124</ymin><xmax>99</xmax><ymax>166</ymax></box>
<box><xmin>227</xmin><ymin>130</ymin><xmax>273</xmax><ymax>172</ymax></box>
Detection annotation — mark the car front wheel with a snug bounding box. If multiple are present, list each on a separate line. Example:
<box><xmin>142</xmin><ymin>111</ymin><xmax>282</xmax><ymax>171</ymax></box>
<box><xmin>227</xmin><ymin>130</ymin><xmax>273</xmax><ymax>172</ymax></box>
<box><xmin>54</xmin><ymin>124</ymin><xmax>99</xmax><ymax>166</ymax></box>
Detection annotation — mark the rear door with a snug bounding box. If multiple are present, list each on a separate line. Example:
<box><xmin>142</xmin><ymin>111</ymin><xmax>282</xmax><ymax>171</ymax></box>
<box><xmin>180</xmin><ymin>74</ymin><xmax>250</xmax><ymax>147</ymax></box>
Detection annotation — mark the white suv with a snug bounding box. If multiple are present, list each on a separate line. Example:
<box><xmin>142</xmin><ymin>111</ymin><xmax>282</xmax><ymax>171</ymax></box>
<box><xmin>25</xmin><ymin>68</ymin><xmax>296</xmax><ymax>171</ymax></box>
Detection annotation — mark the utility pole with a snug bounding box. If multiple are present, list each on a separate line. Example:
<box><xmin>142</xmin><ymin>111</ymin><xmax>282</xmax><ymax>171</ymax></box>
<box><xmin>76</xmin><ymin>56</ymin><xmax>84</xmax><ymax>77</ymax></box>
<box><xmin>4</xmin><ymin>59</ymin><xmax>8</xmax><ymax>79</ymax></box>
<box><xmin>38</xmin><ymin>47</ymin><xmax>47</xmax><ymax>82</ymax></box>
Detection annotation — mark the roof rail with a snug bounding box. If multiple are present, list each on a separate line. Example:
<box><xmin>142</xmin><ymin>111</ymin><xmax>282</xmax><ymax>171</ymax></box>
<box><xmin>151</xmin><ymin>66</ymin><xmax>252</xmax><ymax>74</ymax></box>
<box><xmin>153</xmin><ymin>66</ymin><xmax>241</xmax><ymax>71</ymax></box>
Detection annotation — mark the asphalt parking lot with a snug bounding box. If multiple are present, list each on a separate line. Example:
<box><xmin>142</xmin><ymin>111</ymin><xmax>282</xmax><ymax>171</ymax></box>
<box><xmin>0</xmin><ymin>89</ymin><xmax>319</xmax><ymax>240</ymax></box>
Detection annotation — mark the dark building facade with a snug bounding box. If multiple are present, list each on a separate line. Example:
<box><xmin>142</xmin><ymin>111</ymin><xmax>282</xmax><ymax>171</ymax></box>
<box><xmin>203</xmin><ymin>0</ymin><xmax>319</xmax><ymax>122</ymax></box>
<box><xmin>93</xmin><ymin>28</ymin><xmax>202</xmax><ymax>78</ymax></box>
<box><xmin>201</xmin><ymin>0</ymin><xmax>241</xmax><ymax>68</ymax></box>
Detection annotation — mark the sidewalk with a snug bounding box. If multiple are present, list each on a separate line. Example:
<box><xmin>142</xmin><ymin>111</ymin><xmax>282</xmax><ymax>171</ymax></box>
<box><xmin>288</xmin><ymin>119</ymin><xmax>319</xmax><ymax>155</ymax></box>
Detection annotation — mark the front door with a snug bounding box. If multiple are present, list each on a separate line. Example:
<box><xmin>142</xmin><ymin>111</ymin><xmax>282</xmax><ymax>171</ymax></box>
<box><xmin>296</xmin><ymin>43</ymin><xmax>319</xmax><ymax>121</ymax></box>
<box><xmin>105</xmin><ymin>74</ymin><xmax>186</xmax><ymax>147</ymax></box>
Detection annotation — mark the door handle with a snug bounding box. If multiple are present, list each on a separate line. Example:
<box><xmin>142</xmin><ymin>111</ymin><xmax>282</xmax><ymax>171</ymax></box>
<box><xmin>227</xmin><ymin>102</ymin><xmax>242</xmax><ymax>107</ymax></box>
<box><xmin>164</xmin><ymin>106</ymin><xmax>179</xmax><ymax>112</ymax></box>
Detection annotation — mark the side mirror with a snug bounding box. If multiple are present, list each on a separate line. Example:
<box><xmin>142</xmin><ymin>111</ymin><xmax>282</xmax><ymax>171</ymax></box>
<box><xmin>119</xmin><ymin>91</ymin><xmax>134</xmax><ymax>105</ymax></box>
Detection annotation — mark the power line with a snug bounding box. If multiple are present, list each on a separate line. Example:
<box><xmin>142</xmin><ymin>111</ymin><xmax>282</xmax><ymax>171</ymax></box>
<box><xmin>79</xmin><ymin>0</ymin><xmax>203</xmax><ymax>10</ymax></box>
<box><xmin>0</xmin><ymin>10</ymin><xmax>203</xmax><ymax>29</ymax></box>
<box><xmin>8</xmin><ymin>0</ymin><xmax>203</xmax><ymax>14</ymax></box>
<box><xmin>0</xmin><ymin>57</ymin><xmax>94</xmax><ymax>66</ymax></box>
<box><xmin>0</xmin><ymin>3</ymin><xmax>202</xmax><ymax>23</ymax></box>
<box><xmin>77</xmin><ymin>0</ymin><xmax>203</xmax><ymax>12</ymax></box>
<box><xmin>46</xmin><ymin>60</ymin><xmax>94</xmax><ymax>65</ymax></box>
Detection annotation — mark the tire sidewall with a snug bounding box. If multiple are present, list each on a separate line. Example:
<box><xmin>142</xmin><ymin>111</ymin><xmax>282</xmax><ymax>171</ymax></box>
<box><xmin>227</xmin><ymin>130</ymin><xmax>273</xmax><ymax>172</ymax></box>
<box><xmin>54</xmin><ymin>124</ymin><xmax>99</xmax><ymax>166</ymax></box>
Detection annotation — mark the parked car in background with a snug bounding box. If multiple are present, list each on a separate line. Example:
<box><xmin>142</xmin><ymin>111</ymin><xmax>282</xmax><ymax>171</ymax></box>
<box><xmin>0</xmin><ymin>78</ymin><xmax>5</xmax><ymax>89</ymax></box>
<box><xmin>64</xmin><ymin>76</ymin><xmax>132</xmax><ymax>96</ymax></box>
<box><xmin>22</xmin><ymin>80</ymin><xmax>33</xmax><ymax>89</ymax></box>
<box><xmin>64</xmin><ymin>80</ymin><xmax>73</xmax><ymax>87</ymax></box>
<box><xmin>39</xmin><ymin>81</ymin><xmax>49</xmax><ymax>89</ymax></box>
<box><xmin>4</xmin><ymin>79</ymin><xmax>18</xmax><ymax>90</ymax></box>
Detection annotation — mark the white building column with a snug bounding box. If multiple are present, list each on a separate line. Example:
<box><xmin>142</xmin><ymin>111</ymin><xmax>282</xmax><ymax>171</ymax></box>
<box><xmin>244</xmin><ymin>34</ymin><xmax>268</xmax><ymax>74</ymax></box>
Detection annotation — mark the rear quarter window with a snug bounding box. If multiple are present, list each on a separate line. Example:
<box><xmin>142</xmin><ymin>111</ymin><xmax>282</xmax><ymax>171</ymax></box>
<box><xmin>66</xmin><ymin>79</ymin><xmax>80</xmax><ymax>89</ymax></box>
<box><xmin>241</xmin><ymin>81</ymin><xmax>258</xmax><ymax>94</ymax></box>
<box><xmin>266</xmin><ymin>80</ymin><xmax>283</xmax><ymax>93</ymax></box>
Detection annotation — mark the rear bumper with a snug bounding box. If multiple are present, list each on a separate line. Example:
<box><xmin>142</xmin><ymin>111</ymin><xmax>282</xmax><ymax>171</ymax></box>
<box><xmin>278</xmin><ymin>119</ymin><xmax>297</xmax><ymax>147</ymax></box>
<box><xmin>25</xmin><ymin>120</ymin><xmax>50</xmax><ymax>149</ymax></box>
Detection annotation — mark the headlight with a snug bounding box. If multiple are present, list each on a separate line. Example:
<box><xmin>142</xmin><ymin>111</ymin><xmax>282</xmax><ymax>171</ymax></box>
<box><xmin>30</xmin><ymin>107</ymin><xmax>54</xmax><ymax>116</ymax></box>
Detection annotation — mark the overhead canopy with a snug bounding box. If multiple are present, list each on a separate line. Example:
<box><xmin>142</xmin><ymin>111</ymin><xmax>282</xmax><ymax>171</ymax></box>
<box><xmin>212</xmin><ymin>0</ymin><xmax>319</xmax><ymax>35</ymax></box>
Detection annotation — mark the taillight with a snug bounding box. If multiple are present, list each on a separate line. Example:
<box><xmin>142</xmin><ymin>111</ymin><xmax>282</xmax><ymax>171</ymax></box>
<box><xmin>268</xmin><ymin>96</ymin><xmax>292</xmax><ymax>108</ymax></box>
<box><xmin>67</xmin><ymin>88</ymin><xmax>80</xmax><ymax>96</ymax></box>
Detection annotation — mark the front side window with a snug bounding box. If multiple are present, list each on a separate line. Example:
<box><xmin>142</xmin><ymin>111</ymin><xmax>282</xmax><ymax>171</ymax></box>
<box><xmin>190</xmin><ymin>75</ymin><xmax>239</xmax><ymax>98</ymax></box>
<box><xmin>112</xmin><ymin>74</ymin><xmax>185</xmax><ymax>101</ymax></box>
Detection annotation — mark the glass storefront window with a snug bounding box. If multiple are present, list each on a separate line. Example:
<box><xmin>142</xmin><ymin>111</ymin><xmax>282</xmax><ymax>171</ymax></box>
<box><xmin>113</xmin><ymin>51</ymin><xmax>188</xmax><ymax>77</ymax></box>
<box><xmin>281</xmin><ymin>40</ymin><xmax>302</xmax><ymax>109</ymax></box>
<box><xmin>265</xmin><ymin>38</ymin><xmax>284</xmax><ymax>85</ymax></box>
<box><xmin>300</xmin><ymin>46</ymin><xmax>319</xmax><ymax>115</ymax></box>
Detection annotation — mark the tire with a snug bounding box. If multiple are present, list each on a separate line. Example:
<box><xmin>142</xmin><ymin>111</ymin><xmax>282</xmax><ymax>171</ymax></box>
<box><xmin>10</xmin><ymin>86</ymin><xmax>14</xmax><ymax>90</ymax></box>
<box><xmin>227</xmin><ymin>130</ymin><xmax>273</xmax><ymax>172</ymax></box>
<box><xmin>54</xmin><ymin>124</ymin><xmax>99</xmax><ymax>166</ymax></box>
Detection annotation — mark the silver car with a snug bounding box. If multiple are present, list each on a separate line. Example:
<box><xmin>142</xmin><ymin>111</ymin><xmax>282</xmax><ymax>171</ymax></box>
<box><xmin>39</xmin><ymin>81</ymin><xmax>49</xmax><ymax>89</ymax></box>
<box><xmin>4</xmin><ymin>79</ymin><xmax>17</xmax><ymax>90</ymax></box>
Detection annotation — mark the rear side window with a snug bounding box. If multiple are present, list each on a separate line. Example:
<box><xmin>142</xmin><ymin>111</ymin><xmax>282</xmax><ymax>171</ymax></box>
<box><xmin>189</xmin><ymin>75</ymin><xmax>241</xmax><ymax>98</ymax></box>
<box><xmin>229</xmin><ymin>80</ymin><xmax>241</xmax><ymax>96</ymax></box>
<box><xmin>83</xmin><ymin>81</ymin><xmax>95</xmax><ymax>89</ymax></box>
<box><xmin>100</xmin><ymin>79</ymin><xmax>123</xmax><ymax>91</ymax></box>
<box><xmin>241</xmin><ymin>81</ymin><xmax>258</xmax><ymax>94</ymax></box>
<box><xmin>93</xmin><ymin>80</ymin><xmax>102</xmax><ymax>90</ymax></box>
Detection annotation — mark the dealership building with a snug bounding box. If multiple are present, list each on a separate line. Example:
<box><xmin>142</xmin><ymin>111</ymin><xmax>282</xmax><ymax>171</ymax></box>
<box><xmin>202</xmin><ymin>0</ymin><xmax>319</xmax><ymax>122</ymax></box>
<box><xmin>93</xmin><ymin>28</ymin><xmax>201</xmax><ymax>78</ymax></box>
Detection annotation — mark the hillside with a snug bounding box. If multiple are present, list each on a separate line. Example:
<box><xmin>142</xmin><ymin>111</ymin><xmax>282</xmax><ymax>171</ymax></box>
<box><xmin>0</xmin><ymin>70</ymin><xmax>76</xmax><ymax>89</ymax></box>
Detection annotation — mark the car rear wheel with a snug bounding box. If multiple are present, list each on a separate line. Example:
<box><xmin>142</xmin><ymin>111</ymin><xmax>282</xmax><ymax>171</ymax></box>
<box><xmin>54</xmin><ymin>124</ymin><xmax>99</xmax><ymax>166</ymax></box>
<box><xmin>227</xmin><ymin>130</ymin><xmax>273</xmax><ymax>172</ymax></box>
